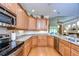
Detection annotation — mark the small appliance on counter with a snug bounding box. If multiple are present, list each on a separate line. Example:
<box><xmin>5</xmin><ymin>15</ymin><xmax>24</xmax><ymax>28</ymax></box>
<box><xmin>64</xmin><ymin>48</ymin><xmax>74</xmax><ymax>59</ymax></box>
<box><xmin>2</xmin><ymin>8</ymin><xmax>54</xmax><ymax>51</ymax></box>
<box><xmin>11</xmin><ymin>32</ymin><xmax>16</xmax><ymax>41</ymax></box>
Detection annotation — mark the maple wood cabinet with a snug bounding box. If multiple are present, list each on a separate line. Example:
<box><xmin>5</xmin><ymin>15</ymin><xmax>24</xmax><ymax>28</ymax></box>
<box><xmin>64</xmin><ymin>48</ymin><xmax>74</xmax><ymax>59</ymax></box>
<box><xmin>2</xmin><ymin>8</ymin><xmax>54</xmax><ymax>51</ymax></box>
<box><xmin>31</xmin><ymin>35</ymin><xmax>53</xmax><ymax>47</ymax></box>
<box><xmin>0</xmin><ymin>3</ymin><xmax>49</xmax><ymax>30</ymax></box>
<box><xmin>57</xmin><ymin>37</ymin><xmax>79</xmax><ymax>56</ymax></box>
<box><xmin>16</xmin><ymin>4</ymin><xmax>28</xmax><ymax>30</ymax></box>
<box><xmin>0</xmin><ymin>3</ymin><xmax>17</xmax><ymax>14</ymax></box>
<box><xmin>42</xmin><ymin>18</ymin><xmax>49</xmax><ymax>30</ymax></box>
<box><xmin>16</xmin><ymin>45</ymin><xmax>24</xmax><ymax>56</ymax></box>
<box><xmin>16</xmin><ymin>6</ymin><xmax>24</xmax><ymax>29</ymax></box>
<box><xmin>28</xmin><ymin>16</ymin><xmax>37</xmax><ymax>30</ymax></box>
<box><xmin>47</xmin><ymin>36</ymin><xmax>54</xmax><ymax>48</ymax></box>
<box><xmin>71</xmin><ymin>49</ymin><xmax>79</xmax><ymax>56</ymax></box>
<box><xmin>59</xmin><ymin>39</ymin><xmax>71</xmax><ymax>56</ymax></box>
<box><xmin>31</xmin><ymin>36</ymin><xmax>38</xmax><ymax>48</ymax></box>
<box><xmin>71</xmin><ymin>43</ymin><xmax>79</xmax><ymax>56</ymax></box>
<box><xmin>37</xmin><ymin>35</ymin><xmax>48</xmax><ymax>47</ymax></box>
<box><xmin>23</xmin><ymin>39</ymin><xmax>32</xmax><ymax>56</ymax></box>
<box><xmin>59</xmin><ymin>42</ymin><xmax>64</xmax><ymax>55</ymax></box>
<box><xmin>36</xmin><ymin>18</ymin><xmax>49</xmax><ymax>31</ymax></box>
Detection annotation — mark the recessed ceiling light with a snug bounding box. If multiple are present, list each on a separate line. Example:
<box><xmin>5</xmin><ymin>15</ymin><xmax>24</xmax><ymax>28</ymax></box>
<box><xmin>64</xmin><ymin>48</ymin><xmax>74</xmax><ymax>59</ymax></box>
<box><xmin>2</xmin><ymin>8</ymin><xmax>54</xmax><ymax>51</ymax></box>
<box><xmin>53</xmin><ymin>9</ymin><xmax>57</xmax><ymax>12</ymax></box>
<box><xmin>32</xmin><ymin>9</ymin><xmax>35</xmax><ymax>12</ymax></box>
<box><xmin>77</xmin><ymin>21</ymin><xmax>79</xmax><ymax>26</ymax></box>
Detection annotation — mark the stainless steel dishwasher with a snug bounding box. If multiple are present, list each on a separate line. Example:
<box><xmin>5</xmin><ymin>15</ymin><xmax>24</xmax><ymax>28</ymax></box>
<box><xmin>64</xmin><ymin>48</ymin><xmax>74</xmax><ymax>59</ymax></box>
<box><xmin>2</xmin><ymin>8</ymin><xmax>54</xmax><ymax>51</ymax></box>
<box><xmin>54</xmin><ymin>37</ymin><xmax>59</xmax><ymax>51</ymax></box>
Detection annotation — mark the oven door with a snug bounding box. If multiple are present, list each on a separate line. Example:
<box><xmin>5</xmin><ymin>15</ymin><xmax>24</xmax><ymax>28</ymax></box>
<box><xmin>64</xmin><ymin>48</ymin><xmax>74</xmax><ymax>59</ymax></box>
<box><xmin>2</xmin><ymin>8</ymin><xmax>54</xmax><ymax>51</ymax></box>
<box><xmin>0</xmin><ymin>38</ymin><xmax>10</xmax><ymax>48</ymax></box>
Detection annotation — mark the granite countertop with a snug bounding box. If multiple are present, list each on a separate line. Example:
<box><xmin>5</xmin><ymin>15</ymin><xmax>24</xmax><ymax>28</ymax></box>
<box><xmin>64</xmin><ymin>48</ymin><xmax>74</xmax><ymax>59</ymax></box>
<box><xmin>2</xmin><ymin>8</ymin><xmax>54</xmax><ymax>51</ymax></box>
<box><xmin>51</xmin><ymin>34</ymin><xmax>79</xmax><ymax>46</ymax></box>
<box><xmin>16</xmin><ymin>33</ymin><xmax>50</xmax><ymax>41</ymax></box>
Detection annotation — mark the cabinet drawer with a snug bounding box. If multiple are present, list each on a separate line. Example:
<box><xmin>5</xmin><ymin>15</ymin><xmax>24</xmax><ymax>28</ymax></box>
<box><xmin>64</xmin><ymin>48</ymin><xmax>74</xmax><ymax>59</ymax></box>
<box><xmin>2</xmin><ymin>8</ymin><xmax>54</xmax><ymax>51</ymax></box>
<box><xmin>31</xmin><ymin>36</ymin><xmax>38</xmax><ymax>47</ymax></box>
<box><xmin>59</xmin><ymin>41</ymin><xmax>70</xmax><ymax>56</ymax></box>
<box><xmin>60</xmin><ymin>39</ymin><xmax>70</xmax><ymax>47</ymax></box>
<box><xmin>47</xmin><ymin>36</ymin><xmax>54</xmax><ymax>47</ymax></box>
<box><xmin>71</xmin><ymin>44</ymin><xmax>79</xmax><ymax>52</ymax></box>
<box><xmin>59</xmin><ymin>42</ymin><xmax>64</xmax><ymax>55</ymax></box>
<box><xmin>71</xmin><ymin>49</ymin><xmax>79</xmax><ymax>56</ymax></box>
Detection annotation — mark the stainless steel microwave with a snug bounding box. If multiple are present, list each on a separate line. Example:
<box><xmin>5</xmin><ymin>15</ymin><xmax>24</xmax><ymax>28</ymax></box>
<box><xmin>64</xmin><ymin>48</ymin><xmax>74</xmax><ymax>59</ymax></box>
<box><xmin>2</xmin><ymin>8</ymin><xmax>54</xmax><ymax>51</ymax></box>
<box><xmin>0</xmin><ymin>6</ymin><xmax>16</xmax><ymax>27</ymax></box>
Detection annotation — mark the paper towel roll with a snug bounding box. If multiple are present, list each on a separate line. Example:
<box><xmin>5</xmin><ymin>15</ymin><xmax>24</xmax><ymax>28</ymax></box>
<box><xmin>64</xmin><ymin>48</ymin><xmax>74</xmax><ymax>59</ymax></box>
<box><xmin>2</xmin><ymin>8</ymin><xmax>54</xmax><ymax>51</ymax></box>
<box><xmin>11</xmin><ymin>33</ymin><xmax>16</xmax><ymax>41</ymax></box>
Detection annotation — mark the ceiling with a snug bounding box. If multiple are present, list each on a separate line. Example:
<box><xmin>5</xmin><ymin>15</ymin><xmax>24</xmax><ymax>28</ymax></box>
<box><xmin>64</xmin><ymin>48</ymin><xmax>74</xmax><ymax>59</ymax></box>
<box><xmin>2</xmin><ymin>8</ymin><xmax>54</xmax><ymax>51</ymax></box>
<box><xmin>21</xmin><ymin>3</ymin><xmax>79</xmax><ymax>23</ymax></box>
<box><xmin>21</xmin><ymin>3</ymin><xmax>79</xmax><ymax>17</ymax></box>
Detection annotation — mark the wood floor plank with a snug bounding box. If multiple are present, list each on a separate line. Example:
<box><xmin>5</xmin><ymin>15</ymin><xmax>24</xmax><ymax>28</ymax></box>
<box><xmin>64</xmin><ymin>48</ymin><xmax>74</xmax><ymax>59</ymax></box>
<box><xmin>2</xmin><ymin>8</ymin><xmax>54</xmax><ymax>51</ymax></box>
<box><xmin>28</xmin><ymin>47</ymin><xmax>61</xmax><ymax>56</ymax></box>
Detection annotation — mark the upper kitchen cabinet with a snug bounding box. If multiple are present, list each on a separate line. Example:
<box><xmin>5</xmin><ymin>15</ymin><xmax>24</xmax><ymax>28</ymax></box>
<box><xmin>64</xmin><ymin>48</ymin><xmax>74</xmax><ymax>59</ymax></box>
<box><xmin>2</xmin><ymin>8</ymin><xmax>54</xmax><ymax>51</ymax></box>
<box><xmin>0</xmin><ymin>3</ymin><xmax>17</xmax><ymax>14</ymax></box>
<box><xmin>28</xmin><ymin>16</ymin><xmax>37</xmax><ymax>30</ymax></box>
<box><xmin>23</xmin><ymin>11</ymin><xmax>29</xmax><ymax>30</ymax></box>
<box><xmin>36</xmin><ymin>17</ymin><xmax>49</xmax><ymax>31</ymax></box>
<box><xmin>1</xmin><ymin>3</ymin><xmax>28</xmax><ymax>30</ymax></box>
<box><xmin>16</xmin><ymin>5</ymin><xmax>28</xmax><ymax>30</ymax></box>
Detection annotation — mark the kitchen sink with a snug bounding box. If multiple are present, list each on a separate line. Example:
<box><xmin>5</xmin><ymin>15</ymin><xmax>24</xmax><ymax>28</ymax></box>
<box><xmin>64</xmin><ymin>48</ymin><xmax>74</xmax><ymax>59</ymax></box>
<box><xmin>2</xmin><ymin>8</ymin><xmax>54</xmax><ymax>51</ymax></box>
<box><xmin>64</xmin><ymin>36</ymin><xmax>79</xmax><ymax>44</ymax></box>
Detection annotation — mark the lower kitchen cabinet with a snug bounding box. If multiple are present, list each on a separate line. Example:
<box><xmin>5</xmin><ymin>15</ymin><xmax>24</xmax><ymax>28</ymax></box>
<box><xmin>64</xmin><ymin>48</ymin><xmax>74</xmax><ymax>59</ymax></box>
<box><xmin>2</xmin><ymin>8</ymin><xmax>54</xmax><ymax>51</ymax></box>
<box><xmin>31</xmin><ymin>36</ymin><xmax>38</xmax><ymax>48</ymax></box>
<box><xmin>71</xmin><ymin>44</ymin><xmax>79</xmax><ymax>56</ymax></box>
<box><xmin>23</xmin><ymin>39</ymin><xmax>32</xmax><ymax>56</ymax></box>
<box><xmin>28</xmin><ymin>16</ymin><xmax>37</xmax><ymax>30</ymax></box>
<box><xmin>64</xmin><ymin>45</ymin><xmax>70</xmax><ymax>56</ymax></box>
<box><xmin>37</xmin><ymin>35</ymin><xmax>48</xmax><ymax>47</ymax></box>
<box><xmin>59</xmin><ymin>40</ymin><xmax>71</xmax><ymax>56</ymax></box>
<box><xmin>16</xmin><ymin>45</ymin><xmax>24</xmax><ymax>56</ymax></box>
<box><xmin>71</xmin><ymin>49</ymin><xmax>79</xmax><ymax>56</ymax></box>
<box><xmin>47</xmin><ymin>36</ymin><xmax>54</xmax><ymax>48</ymax></box>
<box><xmin>59</xmin><ymin>42</ymin><xmax>64</xmax><ymax>55</ymax></box>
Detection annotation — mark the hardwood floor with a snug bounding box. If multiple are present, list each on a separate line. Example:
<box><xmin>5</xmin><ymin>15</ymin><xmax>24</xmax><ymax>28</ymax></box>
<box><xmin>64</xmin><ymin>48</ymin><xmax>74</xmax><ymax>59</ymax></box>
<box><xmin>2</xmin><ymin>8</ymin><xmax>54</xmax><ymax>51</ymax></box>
<box><xmin>28</xmin><ymin>47</ymin><xmax>61</xmax><ymax>56</ymax></box>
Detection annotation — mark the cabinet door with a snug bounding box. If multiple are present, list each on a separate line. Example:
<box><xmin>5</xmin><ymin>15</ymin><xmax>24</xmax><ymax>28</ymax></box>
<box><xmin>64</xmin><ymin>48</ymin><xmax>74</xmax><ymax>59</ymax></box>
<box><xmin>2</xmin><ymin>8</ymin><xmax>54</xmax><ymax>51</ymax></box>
<box><xmin>59</xmin><ymin>42</ymin><xmax>64</xmax><ymax>55</ymax></box>
<box><xmin>24</xmin><ymin>13</ymin><xmax>28</xmax><ymax>30</ymax></box>
<box><xmin>36</xmin><ymin>18</ymin><xmax>48</xmax><ymax>30</ymax></box>
<box><xmin>71</xmin><ymin>49</ymin><xmax>79</xmax><ymax>56</ymax></box>
<box><xmin>41</xmin><ymin>19</ymin><xmax>48</xmax><ymax>30</ymax></box>
<box><xmin>28</xmin><ymin>16</ymin><xmax>36</xmax><ymax>30</ymax></box>
<box><xmin>64</xmin><ymin>45</ymin><xmax>70</xmax><ymax>56</ymax></box>
<box><xmin>47</xmin><ymin>36</ymin><xmax>54</xmax><ymax>48</ymax></box>
<box><xmin>31</xmin><ymin>36</ymin><xmax>38</xmax><ymax>48</ymax></box>
<box><xmin>38</xmin><ymin>36</ymin><xmax>47</xmax><ymax>47</ymax></box>
<box><xmin>1</xmin><ymin>3</ymin><xmax>17</xmax><ymax>14</ymax></box>
<box><xmin>36</xmin><ymin>18</ymin><xmax>41</xmax><ymax>30</ymax></box>
<box><xmin>23</xmin><ymin>40</ymin><xmax>32</xmax><ymax>56</ymax></box>
<box><xmin>16</xmin><ymin>5</ymin><xmax>25</xmax><ymax>29</ymax></box>
<box><xmin>59</xmin><ymin>41</ymin><xmax>70</xmax><ymax>56</ymax></box>
<box><xmin>22</xmin><ymin>11</ymin><xmax>27</xmax><ymax>29</ymax></box>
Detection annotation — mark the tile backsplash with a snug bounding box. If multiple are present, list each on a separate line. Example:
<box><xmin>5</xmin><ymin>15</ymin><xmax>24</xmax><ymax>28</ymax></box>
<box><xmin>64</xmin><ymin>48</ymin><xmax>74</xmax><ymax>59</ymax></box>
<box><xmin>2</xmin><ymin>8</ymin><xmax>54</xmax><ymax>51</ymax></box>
<box><xmin>16</xmin><ymin>30</ymin><xmax>48</xmax><ymax>37</ymax></box>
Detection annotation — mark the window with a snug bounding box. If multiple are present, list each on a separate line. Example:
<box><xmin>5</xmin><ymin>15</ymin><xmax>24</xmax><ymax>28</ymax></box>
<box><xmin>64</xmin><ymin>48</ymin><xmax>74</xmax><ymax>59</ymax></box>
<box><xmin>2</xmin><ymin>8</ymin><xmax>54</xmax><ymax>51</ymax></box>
<box><xmin>49</xmin><ymin>27</ymin><xmax>58</xmax><ymax>34</ymax></box>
